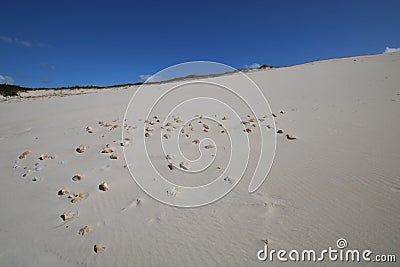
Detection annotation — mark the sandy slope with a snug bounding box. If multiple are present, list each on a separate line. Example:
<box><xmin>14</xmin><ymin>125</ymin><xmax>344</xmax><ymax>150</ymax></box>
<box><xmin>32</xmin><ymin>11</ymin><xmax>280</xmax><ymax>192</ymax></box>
<box><xmin>0</xmin><ymin>53</ymin><xmax>399</xmax><ymax>266</ymax></box>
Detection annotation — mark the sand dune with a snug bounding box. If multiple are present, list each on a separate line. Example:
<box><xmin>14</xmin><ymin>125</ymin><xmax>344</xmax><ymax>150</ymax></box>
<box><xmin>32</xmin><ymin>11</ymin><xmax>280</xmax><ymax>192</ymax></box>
<box><xmin>0</xmin><ymin>53</ymin><xmax>399</xmax><ymax>266</ymax></box>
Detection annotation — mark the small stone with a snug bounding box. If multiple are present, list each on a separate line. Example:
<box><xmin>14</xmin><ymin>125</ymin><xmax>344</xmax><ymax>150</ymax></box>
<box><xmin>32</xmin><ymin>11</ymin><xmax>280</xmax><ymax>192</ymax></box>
<box><xmin>99</xmin><ymin>182</ymin><xmax>109</xmax><ymax>191</ymax></box>
<box><xmin>109</xmin><ymin>153</ymin><xmax>119</xmax><ymax>160</ymax></box>
<box><xmin>277</xmin><ymin>129</ymin><xmax>283</xmax><ymax>134</ymax></box>
<box><xmin>72</xmin><ymin>174</ymin><xmax>85</xmax><ymax>181</ymax></box>
<box><xmin>76</xmin><ymin>145</ymin><xmax>87</xmax><ymax>153</ymax></box>
<box><xmin>179</xmin><ymin>161</ymin><xmax>190</xmax><ymax>170</ymax></box>
<box><xmin>18</xmin><ymin>151</ymin><xmax>30</xmax><ymax>159</ymax></box>
<box><xmin>204</xmin><ymin>144</ymin><xmax>215</xmax><ymax>149</ymax></box>
<box><xmin>78</xmin><ymin>226</ymin><xmax>93</xmax><ymax>236</ymax></box>
<box><xmin>38</xmin><ymin>153</ymin><xmax>49</xmax><ymax>160</ymax></box>
<box><xmin>94</xmin><ymin>245</ymin><xmax>106</xmax><ymax>253</ymax></box>
<box><xmin>163</xmin><ymin>133</ymin><xmax>170</xmax><ymax>139</ymax></box>
<box><xmin>60</xmin><ymin>212</ymin><xmax>75</xmax><ymax>221</ymax></box>
<box><xmin>168</xmin><ymin>163</ymin><xmax>175</xmax><ymax>170</ymax></box>
<box><xmin>58</xmin><ymin>188</ymin><xmax>70</xmax><ymax>196</ymax></box>
<box><xmin>86</xmin><ymin>126</ymin><xmax>93</xmax><ymax>133</ymax></box>
<box><xmin>101</xmin><ymin>144</ymin><xmax>115</xmax><ymax>153</ymax></box>
<box><xmin>286</xmin><ymin>134</ymin><xmax>297</xmax><ymax>140</ymax></box>
<box><xmin>71</xmin><ymin>197</ymin><xmax>83</xmax><ymax>203</ymax></box>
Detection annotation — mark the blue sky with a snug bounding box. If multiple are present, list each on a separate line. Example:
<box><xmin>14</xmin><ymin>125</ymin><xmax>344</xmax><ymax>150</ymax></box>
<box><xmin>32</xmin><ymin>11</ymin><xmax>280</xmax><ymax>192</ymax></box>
<box><xmin>1</xmin><ymin>0</ymin><xmax>399</xmax><ymax>88</ymax></box>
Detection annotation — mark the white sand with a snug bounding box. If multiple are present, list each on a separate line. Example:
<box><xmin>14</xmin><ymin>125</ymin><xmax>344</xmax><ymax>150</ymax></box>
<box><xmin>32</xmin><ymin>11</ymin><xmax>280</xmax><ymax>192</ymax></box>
<box><xmin>0</xmin><ymin>53</ymin><xmax>399</xmax><ymax>266</ymax></box>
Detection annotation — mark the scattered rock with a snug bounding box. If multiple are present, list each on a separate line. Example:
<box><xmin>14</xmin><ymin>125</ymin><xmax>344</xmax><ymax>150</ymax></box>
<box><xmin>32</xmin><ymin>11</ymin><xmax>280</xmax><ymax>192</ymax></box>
<box><xmin>203</xmin><ymin>124</ymin><xmax>209</xmax><ymax>129</ymax></box>
<box><xmin>168</xmin><ymin>163</ymin><xmax>175</xmax><ymax>170</ymax></box>
<box><xmin>272</xmin><ymin>113</ymin><xmax>277</xmax><ymax>118</ymax></box>
<box><xmin>99</xmin><ymin>182</ymin><xmax>109</xmax><ymax>191</ymax></box>
<box><xmin>222</xmin><ymin>116</ymin><xmax>227</xmax><ymax>120</ymax></box>
<box><xmin>109</xmin><ymin>153</ymin><xmax>119</xmax><ymax>160</ymax></box>
<box><xmin>78</xmin><ymin>226</ymin><xmax>93</xmax><ymax>236</ymax></box>
<box><xmin>192</xmin><ymin>139</ymin><xmax>200</xmax><ymax>145</ymax></box>
<box><xmin>277</xmin><ymin>129</ymin><xmax>283</xmax><ymax>134</ymax></box>
<box><xmin>86</xmin><ymin>126</ymin><xmax>93</xmax><ymax>133</ymax></box>
<box><xmin>101</xmin><ymin>122</ymin><xmax>113</xmax><ymax>127</ymax></box>
<box><xmin>60</xmin><ymin>212</ymin><xmax>75</xmax><ymax>221</ymax></box>
<box><xmin>163</xmin><ymin>133</ymin><xmax>170</xmax><ymax>139</ymax></box>
<box><xmin>244</xmin><ymin>128</ymin><xmax>252</xmax><ymax>133</ymax></box>
<box><xmin>224</xmin><ymin>176</ymin><xmax>234</xmax><ymax>184</ymax></box>
<box><xmin>38</xmin><ymin>153</ymin><xmax>49</xmax><ymax>160</ymax></box>
<box><xmin>71</xmin><ymin>195</ymin><xmax>86</xmax><ymax>203</ymax></box>
<box><xmin>101</xmin><ymin>145</ymin><xmax>115</xmax><ymax>153</ymax></box>
<box><xmin>71</xmin><ymin>193</ymin><xmax>87</xmax><ymax>203</ymax></box>
<box><xmin>76</xmin><ymin>145</ymin><xmax>87</xmax><ymax>153</ymax></box>
<box><xmin>58</xmin><ymin>188</ymin><xmax>70</xmax><ymax>196</ymax></box>
<box><xmin>72</xmin><ymin>174</ymin><xmax>85</xmax><ymax>181</ymax></box>
<box><xmin>145</xmin><ymin>132</ymin><xmax>152</xmax><ymax>138</ymax></box>
<box><xmin>179</xmin><ymin>161</ymin><xmax>190</xmax><ymax>170</ymax></box>
<box><xmin>286</xmin><ymin>134</ymin><xmax>297</xmax><ymax>140</ymax></box>
<box><xmin>204</xmin><ymin>144</ymin><xmax>215</xmax><ymax>149</ymax></box>
<box><xmin>18</xmin><ymin>151</ymin><xmax>30</xmax><ymax>159</ymax></box>
<box><xmin>280</xmin><ymin>111</ymin><xmax>284</xmax><ymax>114</ymax></box>
<box><xmin>94</xmin><ymin>245</ymin><xmax>106</xmax><ymax>253</ymax></box>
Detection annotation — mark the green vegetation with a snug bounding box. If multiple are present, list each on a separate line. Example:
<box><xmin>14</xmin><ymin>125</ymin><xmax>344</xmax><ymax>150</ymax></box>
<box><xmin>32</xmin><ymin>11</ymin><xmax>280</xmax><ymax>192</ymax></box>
<box><xmin>0</xmin><ymin>65</ymin><xmax>276</xmax><ymax>97</ymax></box>
<box><xmin>0</xmin><ymin>83</ymin><xmax>137</xmax><ymax>97</ymax></box>
<box><xmin>0</xmin><ymin>84</ymin><xmax>28</xmax><ymax>97</ymax></box>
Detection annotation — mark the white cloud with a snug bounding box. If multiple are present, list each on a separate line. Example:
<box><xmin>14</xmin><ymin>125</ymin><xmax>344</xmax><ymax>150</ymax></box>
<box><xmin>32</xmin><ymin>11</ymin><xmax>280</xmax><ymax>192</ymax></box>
<box><xmin>138</xmin><ymin>74</ymin><xmax>162</xmax><ymax>83</ymax></box>
<box><xmin>0</xmin><ymin>74</ymin><xmax>14</xmax><ymax>84</ymax></box>
<box><xmin>0</xmin><ymin>35</ymin><xmax>47</xmax><ymax>48</ymax></box>
<box><xmin>383</xmin><ymin>47</ymin><xmax>400</xmax><ymax>54</ymax></box>
<box><xmin>244</xmin><ymin>63</ymin><xmax>261</xmax><ymax>69</ymax></box>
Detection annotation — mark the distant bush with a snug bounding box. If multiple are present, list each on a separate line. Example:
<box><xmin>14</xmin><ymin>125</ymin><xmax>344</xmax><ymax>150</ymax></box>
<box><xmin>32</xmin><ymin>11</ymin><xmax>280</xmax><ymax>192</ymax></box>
<box><xmin>0</xmin><ymin>84</ymin><xmax>28</xmax><ymax>97</ymax></box>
